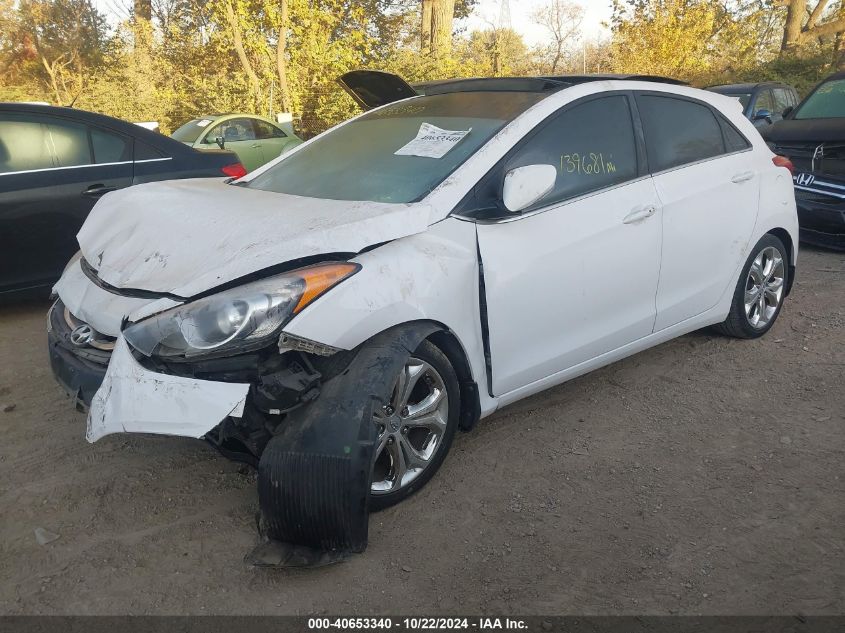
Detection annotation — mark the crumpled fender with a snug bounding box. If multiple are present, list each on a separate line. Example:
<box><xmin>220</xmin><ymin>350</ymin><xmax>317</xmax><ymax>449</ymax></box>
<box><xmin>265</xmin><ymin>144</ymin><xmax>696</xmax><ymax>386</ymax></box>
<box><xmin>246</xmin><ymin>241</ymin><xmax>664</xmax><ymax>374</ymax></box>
<box><xmin>248</xmin><ymin>321</ymin><xmax>441</xmax><ymax>567</ymax></box>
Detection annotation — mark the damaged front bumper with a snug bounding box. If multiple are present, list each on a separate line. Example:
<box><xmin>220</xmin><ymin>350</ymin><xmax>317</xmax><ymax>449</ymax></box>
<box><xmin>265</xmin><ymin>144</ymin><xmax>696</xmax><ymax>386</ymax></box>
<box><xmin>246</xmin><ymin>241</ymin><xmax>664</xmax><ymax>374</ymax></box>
<box><xmin>48</xmin><ymin>300</ymin><xmax>250</xmax><ymax>442</ymax></box>
<box><xmin>87</xmin><ymin>336</ymin><xmax>249</xmax><ymax>443</ymax></box>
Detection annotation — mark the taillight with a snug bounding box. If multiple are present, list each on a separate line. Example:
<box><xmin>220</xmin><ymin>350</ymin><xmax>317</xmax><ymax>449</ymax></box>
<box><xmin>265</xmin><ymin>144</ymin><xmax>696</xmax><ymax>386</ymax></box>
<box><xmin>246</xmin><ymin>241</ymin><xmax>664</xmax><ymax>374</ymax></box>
<box><xmin>772</xmin><ymin>155</ymin><xmax>795</xmax><ymax>176</ymax></box>
<box><xmin>221</xmin><ymin>163</ymin><xmax>247</xmax><ymax>178</ymax></box>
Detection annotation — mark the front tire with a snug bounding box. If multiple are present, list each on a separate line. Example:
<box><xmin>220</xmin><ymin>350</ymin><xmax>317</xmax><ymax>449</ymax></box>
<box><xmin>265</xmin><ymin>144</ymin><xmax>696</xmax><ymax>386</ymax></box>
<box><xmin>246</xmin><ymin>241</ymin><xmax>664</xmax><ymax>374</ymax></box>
<box><xmin>714</xmin><ymin>234</ymin><xmax>789</xmax><ymax>339</ymax></box>
<box><xmin>369</xmin><ymin>340</ymin><xmax>460</xmax><ymax>511</ymax></box>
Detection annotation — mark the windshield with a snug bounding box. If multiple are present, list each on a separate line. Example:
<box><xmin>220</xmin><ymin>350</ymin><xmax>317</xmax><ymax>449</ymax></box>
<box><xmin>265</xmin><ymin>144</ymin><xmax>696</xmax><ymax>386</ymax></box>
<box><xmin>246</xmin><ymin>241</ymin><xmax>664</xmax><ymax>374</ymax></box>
<box><xmin>795</xmin><ymin>79</ymin><xmax>845</xmax><ymax>119</ymax></box>
<box><xmin>171</xmin><ymin>118</ymin><xmax>215</xmax><ymax>143</ymax></box>
<box><xmin>246</xmin><ymin>91</ymin><xmax>546</xmax><ymax>203</ymax></box>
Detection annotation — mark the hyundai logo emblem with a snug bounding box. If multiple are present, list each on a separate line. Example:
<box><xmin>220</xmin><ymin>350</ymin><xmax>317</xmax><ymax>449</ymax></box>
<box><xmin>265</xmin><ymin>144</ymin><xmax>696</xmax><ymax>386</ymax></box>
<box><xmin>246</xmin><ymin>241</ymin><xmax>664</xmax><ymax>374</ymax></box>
<box><xmin>70</xmin><ymin>324</ymin><xmax>94</xmax><ymax>347</ymax></box>
<box><xmin>795</xmin><ymin>173</ymin><xmax>815</xmax><ymax>187</ymax></box>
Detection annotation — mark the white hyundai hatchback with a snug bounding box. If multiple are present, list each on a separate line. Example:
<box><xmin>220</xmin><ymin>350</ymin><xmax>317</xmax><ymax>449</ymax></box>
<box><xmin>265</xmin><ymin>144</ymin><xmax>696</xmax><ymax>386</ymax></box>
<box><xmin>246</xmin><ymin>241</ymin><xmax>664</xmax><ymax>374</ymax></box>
<box><xmin>48</xmin><ymin>72</ymin><xmax>798</xmax><ymax>561</ymax></box>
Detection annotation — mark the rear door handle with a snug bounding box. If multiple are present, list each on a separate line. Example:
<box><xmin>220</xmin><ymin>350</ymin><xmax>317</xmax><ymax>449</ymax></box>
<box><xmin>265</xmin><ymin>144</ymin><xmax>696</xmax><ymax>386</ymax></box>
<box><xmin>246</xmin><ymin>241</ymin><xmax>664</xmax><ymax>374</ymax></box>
<box><xmin>731</xmin><ymin>171</ymin><xmax>755</xmax><ymax>184</ymax></box>
<box><xmin>623</xmin><ymin>204</ymin><xmax>657</xmax><ymax>224</ymax></box>
<box><xmin>83</xmin><ymin>184</ymin><xmax>117</xmax><ymax>198</ymax></box>
<box><xmin>250</xmin><ymin>143</ymin><xmax>261</xmax><ymax>148</ymax></box>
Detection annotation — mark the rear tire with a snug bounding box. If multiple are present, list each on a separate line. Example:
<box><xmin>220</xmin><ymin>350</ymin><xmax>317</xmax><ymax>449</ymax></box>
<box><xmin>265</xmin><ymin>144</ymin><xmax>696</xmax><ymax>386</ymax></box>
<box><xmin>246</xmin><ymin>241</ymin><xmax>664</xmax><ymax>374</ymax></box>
<box><xmin>714</xmin><ymin>234</ymin><xmax>789</xmax><ymax>339</ymax></box>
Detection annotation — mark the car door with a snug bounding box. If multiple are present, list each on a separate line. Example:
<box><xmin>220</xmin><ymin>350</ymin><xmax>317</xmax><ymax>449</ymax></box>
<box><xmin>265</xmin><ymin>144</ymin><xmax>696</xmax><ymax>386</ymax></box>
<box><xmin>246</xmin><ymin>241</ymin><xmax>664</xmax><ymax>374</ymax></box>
<box><xmin>202</xmin><ymin>118</ymin><xmax>263</xmax><ymax>172</ymax></box>
<box><xmin>635</xmin><ymin>93</ymin><xmax>759</xmax><ymax>331</ymax></box>
<box><xmin>0</xmin><ymin>113</ymin><xmax>132</xmax><ymax>292</ymax></box>
<box><xmin>252</xmin><ymin>118</ymin><xmax>298</xmax><ymax>163</ymax></box>
<box><xmin>473</xmin><ymin>94</ymin><xmax>663</xmax><ymax>396</ymax></box>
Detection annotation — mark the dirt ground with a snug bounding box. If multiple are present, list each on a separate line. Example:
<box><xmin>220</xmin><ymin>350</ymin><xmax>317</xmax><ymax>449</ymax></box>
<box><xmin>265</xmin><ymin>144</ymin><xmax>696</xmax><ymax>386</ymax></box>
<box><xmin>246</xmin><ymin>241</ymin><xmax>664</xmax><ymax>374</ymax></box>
<box><xmin>0</xmin><ymin>246</ymin><xmax>843</xmax><ymax>616</ymax></box>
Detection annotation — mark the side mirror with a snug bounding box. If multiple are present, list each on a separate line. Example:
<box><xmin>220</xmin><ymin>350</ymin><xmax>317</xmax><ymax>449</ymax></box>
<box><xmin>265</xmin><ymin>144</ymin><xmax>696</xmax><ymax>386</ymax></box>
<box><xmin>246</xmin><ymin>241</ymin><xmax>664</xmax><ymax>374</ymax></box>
<box><xmin>502</xmin><ymin>164</ymin><xmax>557</xmax><ymax>213</ymax></box>
<box><xmin>782</xmin><ymin>106</ymin><xmax>794</xmax><ymax>118</ymax></box>
<box><xmin>753</xmin><ymin>109</ymin><xmax>772</xmax><ymax>122</ymax></box>
<box><xmin>215</xmin><ymin>136</ymin><xmax>226</xmax><ymax>150</ymax></box>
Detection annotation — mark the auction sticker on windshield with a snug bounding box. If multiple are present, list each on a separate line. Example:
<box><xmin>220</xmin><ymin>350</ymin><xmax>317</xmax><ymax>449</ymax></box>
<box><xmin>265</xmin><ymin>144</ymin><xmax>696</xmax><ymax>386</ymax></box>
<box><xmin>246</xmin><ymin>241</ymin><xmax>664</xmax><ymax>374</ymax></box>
<box><xmin>395</xmin><ymin>122</ymin><xmax>472</xmax><ymax>159</ymax></box>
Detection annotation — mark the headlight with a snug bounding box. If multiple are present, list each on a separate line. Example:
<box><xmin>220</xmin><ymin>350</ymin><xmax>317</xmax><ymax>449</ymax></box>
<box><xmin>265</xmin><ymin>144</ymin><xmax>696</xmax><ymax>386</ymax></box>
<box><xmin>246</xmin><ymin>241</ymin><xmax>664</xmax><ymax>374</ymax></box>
<box><xmin>123</xmin><ymin>262</ymin><xmax>359</xmax><ymax>358</ymax></box>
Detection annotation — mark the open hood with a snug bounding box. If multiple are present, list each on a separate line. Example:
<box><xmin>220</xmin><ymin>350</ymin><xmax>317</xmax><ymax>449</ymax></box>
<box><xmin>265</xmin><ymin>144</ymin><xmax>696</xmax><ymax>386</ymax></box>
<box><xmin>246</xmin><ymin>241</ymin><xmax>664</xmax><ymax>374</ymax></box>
<box><xmin>337</xmin><ymin>70</ymin><xmax>418</xmax><ymax>110</ymax></box>
<box><xmin>77</xmin><ymin>179</ymin><xmax>431</xmax><ymax>298</ymax></box>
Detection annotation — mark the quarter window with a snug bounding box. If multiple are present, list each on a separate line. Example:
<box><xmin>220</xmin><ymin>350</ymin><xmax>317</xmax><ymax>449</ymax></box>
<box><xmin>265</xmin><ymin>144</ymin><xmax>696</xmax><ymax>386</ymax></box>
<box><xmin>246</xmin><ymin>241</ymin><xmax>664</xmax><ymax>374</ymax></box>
<box><xmin>637</xmin><ymin>95</ymin><xmax>725</xmax><ymax>172</ymax></box>
<box><xmin>91</xmin><ymin>127</ymin><xmax>130</xmax><ymax>163</ymax></box>
<box><xmin>502</xmin><ymin>95</ymin><xmax>639</xmax><ymax>209</ymax></box>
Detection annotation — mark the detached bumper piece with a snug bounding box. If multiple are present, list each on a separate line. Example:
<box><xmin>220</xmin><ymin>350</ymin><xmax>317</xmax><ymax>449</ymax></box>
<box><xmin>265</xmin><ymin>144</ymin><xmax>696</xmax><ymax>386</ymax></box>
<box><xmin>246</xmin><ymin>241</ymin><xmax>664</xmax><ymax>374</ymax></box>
<box><xmin>252</xmin><ymin>323</ymin><xmax>439</xmax><ymax>567</ymax></box>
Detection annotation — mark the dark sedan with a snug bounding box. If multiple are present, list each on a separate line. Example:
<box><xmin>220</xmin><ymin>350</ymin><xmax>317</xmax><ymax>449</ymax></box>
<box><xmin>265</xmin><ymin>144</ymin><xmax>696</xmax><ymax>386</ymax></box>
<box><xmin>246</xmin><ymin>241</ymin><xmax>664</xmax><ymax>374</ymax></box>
<box><xmin>708</xmin><ymin>81</ymin><xmax>799</xmax><ymax>129</ymax></box>
<box><xmin>0</xmin><ymin>104</ymin><xmax>247</xmax><ymax>297</ymax></box>
<box><xmin>762</xmin><ymin>72</ymin><xmax>845</xmax><ymax>249</ymax></box>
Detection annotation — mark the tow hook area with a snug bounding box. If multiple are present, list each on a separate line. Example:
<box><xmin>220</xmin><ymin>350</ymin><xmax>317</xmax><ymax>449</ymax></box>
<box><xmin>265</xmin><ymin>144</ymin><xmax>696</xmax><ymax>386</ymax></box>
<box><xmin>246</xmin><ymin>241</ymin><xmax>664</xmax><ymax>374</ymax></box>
<box><xmin>247</xmin><ymin>323</ymin><xmax>439</xmax><ymax>567</ymax></box>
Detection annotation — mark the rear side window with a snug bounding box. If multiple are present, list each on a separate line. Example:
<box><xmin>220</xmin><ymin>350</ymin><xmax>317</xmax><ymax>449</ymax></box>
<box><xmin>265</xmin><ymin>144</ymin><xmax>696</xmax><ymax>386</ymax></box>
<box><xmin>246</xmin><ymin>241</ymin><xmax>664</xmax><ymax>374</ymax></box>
<box><xmin>47</xmin><ymin>119</ymin><xmax>91</xmax><ymax>167</ymax></box>
<box><xmin>91</xmin><ymin>127</ymin><xmax>130</xmax><ymax>163</ymax></box>
<box><xmin>503</xmin><ymin>95</ymin><xmax>639</xmax><ymax>208</ymax></box>
<box><xmin>637</xmin><ymin>95</ymin><xmax>725</xmax><ymax>172</ymax></box>
<box><xmin>253</xmin><ymin>119</ymin><xmax>286</xmax><ymax>139</ymax></box>
<box><xmin>206</xmin><ymin>118</ymin><xmax>256</xmax><ymax>143</ymax></box>
<box><xmin>0</xmin><ymin>115</ymin><xmax>54</xmax><ymax>173</ymax></box>
<box><xmin>134</xmin><ymin>140</ymin><xmax>165</xmax><ymax>160</ymax></box>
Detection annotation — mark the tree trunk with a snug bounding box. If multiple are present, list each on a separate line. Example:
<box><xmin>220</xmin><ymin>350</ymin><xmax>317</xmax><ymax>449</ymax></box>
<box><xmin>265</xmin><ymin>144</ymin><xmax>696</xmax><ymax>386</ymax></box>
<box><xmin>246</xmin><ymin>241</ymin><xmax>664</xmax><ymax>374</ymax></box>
<box><xmin>781</xmin><ymin>0</ymin><xmax>807</xmax><ymax>52</ymax></box>
<box><xmin>421</xmin><ymin>0</ymin><xmax>454</xmax><ymax>56</ymax></box>
<box><xmin>224</xmin><ymin>0</ymin><xmax>261</xmax><ymax>103</ymax></box>
<box><xmin>276</xmin><ymin>0</ymin><xmax>291</xmax><ymax>113</ymax></box>
<box><xmin>430</xmin><ymin>0</ymin><xmax>456</xmax><ymax>57</ymax></box>
<box><xmin>421</xmin><ymin>0</ymin><xmax>433</xmax><ymax>52</ymax></box>
<box><xmin>779</xmin><ymin>0</ymin><xmax>845</xmax><ymax>54</ymax></box>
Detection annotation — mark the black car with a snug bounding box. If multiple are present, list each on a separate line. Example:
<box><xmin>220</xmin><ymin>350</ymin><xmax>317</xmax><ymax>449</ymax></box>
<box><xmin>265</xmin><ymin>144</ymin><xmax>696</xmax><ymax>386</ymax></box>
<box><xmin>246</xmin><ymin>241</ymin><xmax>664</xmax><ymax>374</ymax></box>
<box><xmin>0</xmin><ymin>104</ymin><xmax>247</xmax><ymax>296</ymax></box>
<box><xmin>762</xmin><ymin>72</ymin><xmax>845</xmax><ymax>249</ymax></box>
<box><xmin>708</xmin><ymin>82</ymin><xmax>800</xmax><ymax>129</ymax></box>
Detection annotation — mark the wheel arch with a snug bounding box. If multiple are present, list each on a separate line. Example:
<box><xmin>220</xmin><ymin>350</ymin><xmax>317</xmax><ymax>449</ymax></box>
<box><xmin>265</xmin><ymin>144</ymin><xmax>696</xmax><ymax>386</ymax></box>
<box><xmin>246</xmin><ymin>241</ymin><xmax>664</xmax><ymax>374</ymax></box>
<box><xmin>765</xmin><ymin>227</ymin><xmax>796</xmax><ymax>296</ymax></box>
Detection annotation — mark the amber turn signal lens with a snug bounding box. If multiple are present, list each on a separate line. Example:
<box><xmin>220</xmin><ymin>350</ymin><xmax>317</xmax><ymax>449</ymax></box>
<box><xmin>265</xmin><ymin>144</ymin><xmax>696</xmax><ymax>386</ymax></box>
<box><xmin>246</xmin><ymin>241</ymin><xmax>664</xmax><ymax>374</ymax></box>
<box><xmin>293</xmin><ymin>263</ymin><xmax>360</xmax><ymax>314</ymax></box>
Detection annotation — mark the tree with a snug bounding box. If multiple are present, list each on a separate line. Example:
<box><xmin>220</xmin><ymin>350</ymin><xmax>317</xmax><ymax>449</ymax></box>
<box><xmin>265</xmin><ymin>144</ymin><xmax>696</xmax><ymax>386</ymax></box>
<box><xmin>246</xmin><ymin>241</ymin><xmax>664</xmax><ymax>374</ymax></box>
<box><xmin>531</xmin><ymin>0</ymin><xmax>583</xmax><ymax>73</ymax></box>
<box><xmin>609</xmin><ymin>0</ymin><xmax>762</xmax><ymax>83</ymax></box>
<box><xmin>778</xmin><ymin>0</ymin><xmax>845</xmax><ymax>53</ymax></box>
<box><xmin>13</xmin><ymin>0</ymin><xmax>108</xmax><ymax>103</ymax></box>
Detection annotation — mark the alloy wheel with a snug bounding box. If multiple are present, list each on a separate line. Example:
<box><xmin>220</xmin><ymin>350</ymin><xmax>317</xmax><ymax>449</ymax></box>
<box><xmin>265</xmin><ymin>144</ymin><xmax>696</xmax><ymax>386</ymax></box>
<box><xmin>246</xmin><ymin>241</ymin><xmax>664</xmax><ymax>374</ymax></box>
<box><xmin>744</xmin><ymin>246</ymin><xmax>785</xmax><ymax>329</ymax></box>
<box><xmin>371</xmin><ymin>358</ymin><xmax>449</xmax><ymax>495</ymax></box>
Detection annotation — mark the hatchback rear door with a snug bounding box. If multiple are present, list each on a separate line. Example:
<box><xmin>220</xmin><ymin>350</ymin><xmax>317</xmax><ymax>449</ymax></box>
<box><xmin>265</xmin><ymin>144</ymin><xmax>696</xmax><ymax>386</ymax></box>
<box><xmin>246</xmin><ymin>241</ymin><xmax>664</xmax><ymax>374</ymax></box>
<box><xmin>635</xmin><ymin>92</ymin><xmax>760</xmax><ymax>331</ymax></box>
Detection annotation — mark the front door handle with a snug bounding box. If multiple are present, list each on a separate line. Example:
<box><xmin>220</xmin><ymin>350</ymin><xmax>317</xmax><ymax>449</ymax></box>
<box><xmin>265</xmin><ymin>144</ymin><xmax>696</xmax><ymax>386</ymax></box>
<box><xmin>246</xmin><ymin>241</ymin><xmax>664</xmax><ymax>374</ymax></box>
<box><xmin>250</xmin><ymin>143</ymin><xmax>261</xmax><ymax>148</ymax></box>
<box><xmin>83</xmin><ymin>184</ymin><xmax>117</xmax><ymax>198</ymax></box>
<box><xmin>623</xmin><ymin>204</ymin><xmax>657</xmax><ymax>224</ymax></box>
<box><xmin>731</xmin><ymin>171</ymin><xmax>755</xmax><ymax>184</ymax></box>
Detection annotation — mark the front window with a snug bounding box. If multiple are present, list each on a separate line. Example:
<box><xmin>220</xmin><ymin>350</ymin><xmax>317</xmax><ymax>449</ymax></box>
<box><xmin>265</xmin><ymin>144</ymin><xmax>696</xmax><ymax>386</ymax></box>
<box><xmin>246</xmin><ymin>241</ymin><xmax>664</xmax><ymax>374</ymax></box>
<box><xmin>246</xmin><ymin>91</ymin><xmax>546</xmax><ymax>203</ymax></box>
<box><xmin>794</xmin><ymin>79</ymin><xmax>845</xmax><ymax>119</ymax></box>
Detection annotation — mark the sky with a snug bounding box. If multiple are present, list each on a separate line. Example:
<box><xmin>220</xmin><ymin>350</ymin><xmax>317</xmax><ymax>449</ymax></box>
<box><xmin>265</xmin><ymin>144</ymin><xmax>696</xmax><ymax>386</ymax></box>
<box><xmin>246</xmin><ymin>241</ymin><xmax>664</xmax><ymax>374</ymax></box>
<box><xmin>464</xmin><ymin>0</ymin><xmax>614</xmax><ymax>45</ymax></box>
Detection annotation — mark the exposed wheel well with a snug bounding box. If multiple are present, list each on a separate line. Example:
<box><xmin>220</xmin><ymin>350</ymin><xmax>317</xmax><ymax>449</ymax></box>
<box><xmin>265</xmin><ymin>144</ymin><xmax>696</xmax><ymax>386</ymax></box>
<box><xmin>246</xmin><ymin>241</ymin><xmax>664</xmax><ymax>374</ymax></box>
<box><xmin>426</xmin><ymin>329</ymin><xmax>481</xmax><ymax>432</ymax></box>
<box><xmin>766</xmin><ymin>228</ymin><xmax>796</xmax><ymax>296</ymax></box>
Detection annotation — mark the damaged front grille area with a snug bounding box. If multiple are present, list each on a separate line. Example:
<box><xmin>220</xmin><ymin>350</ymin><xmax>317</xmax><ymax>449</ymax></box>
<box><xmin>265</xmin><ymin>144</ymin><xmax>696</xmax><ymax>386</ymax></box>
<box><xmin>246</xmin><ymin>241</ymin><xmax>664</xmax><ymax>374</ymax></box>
<box><xmin>49</xmin><ymin>300</ymin><xmax>114</xmax><ymax>366</ymax></box>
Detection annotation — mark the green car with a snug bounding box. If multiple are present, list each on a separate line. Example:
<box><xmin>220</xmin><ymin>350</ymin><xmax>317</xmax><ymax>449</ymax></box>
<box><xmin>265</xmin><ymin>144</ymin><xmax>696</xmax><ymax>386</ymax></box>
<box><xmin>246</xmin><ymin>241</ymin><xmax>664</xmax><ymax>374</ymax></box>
<box><xmin>171</xmin><ymin>113</ymin><xmax>303</xmax><ymax>173</ymax></box>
